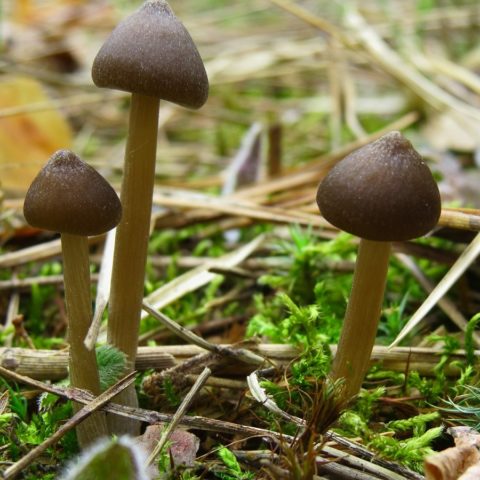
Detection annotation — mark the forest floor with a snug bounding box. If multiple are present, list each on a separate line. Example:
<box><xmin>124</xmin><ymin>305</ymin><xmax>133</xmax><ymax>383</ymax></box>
<box><xmin>1</xmin><ymin>1</ymin><xmax>480</xmax><ymax>479</ymax></box>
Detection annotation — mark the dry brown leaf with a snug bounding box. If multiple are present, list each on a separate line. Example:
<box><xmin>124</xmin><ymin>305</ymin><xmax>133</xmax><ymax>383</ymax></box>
<box><xmin>425</xmin><ymin>428</ymin><xmax>480</xmax><ymax>479</ymax></box>
<box><xmin>12</xmin><ymin>0</ymin><xmax>112</xmax><ymax>28</ymax></box>
<box><xmin>424</xmin><ymin>445</ymin><xmax>480</xmax><ymax>480</ymax></box>
<box><xmin>135</xmin><ymin>424</ymin><xmax>199</xmax><ymax>468</ymax></box>
<box><xmin>458</xmin><ymin>463</ymin><xmax>480</xmax><ymax>479</ymax></box>
<box><xmin>0</xmin><ymin>76</ymin><xmax>73</xmax><ymax>195</ymax></box>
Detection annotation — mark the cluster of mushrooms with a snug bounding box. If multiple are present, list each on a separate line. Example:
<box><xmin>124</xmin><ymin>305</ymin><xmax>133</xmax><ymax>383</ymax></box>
<box><xmin>22</xmin><ymin>0</ymin><xmax>441</xmax><ymax>447</ymax></box>
<box><xmin>24</xmin><ymin>0</ymin><xmax>208</xmax><ymax>446</ymax></box>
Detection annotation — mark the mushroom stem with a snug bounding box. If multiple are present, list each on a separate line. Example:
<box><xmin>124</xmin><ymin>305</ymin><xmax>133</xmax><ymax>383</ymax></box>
<box><xmin>61</xmin><ymin>233</ymin><xmax>108</xmax><ymax>447</ymax></box>
<box><xmin>331</xmin><ymin>239</ymin><xmax>391</xmax><ymax>399</ymax></box>
<box><xmin>107</xmin><ymin>92</ymin><xmax>160</xmax><ymax>434</ymax></box>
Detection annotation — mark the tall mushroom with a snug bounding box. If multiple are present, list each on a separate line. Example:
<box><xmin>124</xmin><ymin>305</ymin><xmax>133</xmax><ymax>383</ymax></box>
<box><xmin>316</xmin><ymin>131</ymin><xmax>441</xmax><ymax>400</ymax></box>
<box><xmin>24</xmin><ymin>150</ymin><xmax>122</xmax><ymax>447</ymax></box>
<box><xmin>91</xmin><ymin>0</ymin><xmax>208</xmax><ymax>433</ymax></box>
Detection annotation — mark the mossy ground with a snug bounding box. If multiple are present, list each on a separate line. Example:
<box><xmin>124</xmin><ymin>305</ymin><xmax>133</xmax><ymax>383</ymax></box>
<box><xmin>1</xmin><ymin>0</ymin><xmax>480</xmax><ymax>478</ymax></box>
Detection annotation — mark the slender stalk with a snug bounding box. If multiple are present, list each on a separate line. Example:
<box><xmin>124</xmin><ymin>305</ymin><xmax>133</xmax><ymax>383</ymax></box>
<box><xmin>61</xmin><ymin>233</ymin><xmax>108</xmax><ymax>447</ymax></box>
<box><xmin>107</xmin><ymin>93</ymin><xmax>160</xmax><ymax>434</ymax></box>
<box><xmin>331</xmin><ymin>239</ymin><xmax>391</xmax><ymax>399</ymax></box>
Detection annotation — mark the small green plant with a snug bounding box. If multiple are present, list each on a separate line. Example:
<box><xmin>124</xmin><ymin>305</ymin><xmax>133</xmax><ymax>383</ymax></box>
<box><xmin>440</xmin><ymin>384</ymin><xmax>480</xmax><ymax>430</ymax></box>
<box><xmin>370</xmin><ymin>426</ymin><xmax>443</xmax><ymax>472</ymax></box>
<box><xmin>258</xmin><ymin>226</ymin><xmax>354</xmax><ymax>306</ymax></box>
<box><xmin>0</xmin><ymin>386</ymin><xmax>76</xmax><ymax>476</ymax></box>
<box><xmin>214</xmin><ymin>446</ymin><xmax>254</xmax><ymax>480</ymax></box>
<box><xmin>403</xmin><ymin>334</ymin><xmax>462</xmax><ymax>405</ymax></box>
<box><xmin>387</xmin><ymin>412</ymin><xmax>440</xmax><ymax>436</ymax></box>
<box><xmin>247</xmin><ymin>292</ymin><xmax>328</xmax><ymax>350</ymax></box>
<box><xmin>336</xmin><ymin>390</ymin><xmax>443</xmax><ymax>473</ymax></box>
<box><xmin>464</xmin><ymin>313</ymin><xmax>480</xmax><ymax>366</ymax></box>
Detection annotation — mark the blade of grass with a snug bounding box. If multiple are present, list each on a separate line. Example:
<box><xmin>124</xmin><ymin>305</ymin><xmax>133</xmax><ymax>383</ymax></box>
<box><xmin>85</xmin><ymin>228</ymin><xmax>116</xmax><ymax>350</ymax></box>
<box><xmin>390</xmin><ymin>232</ymin><xmax>480</xmax><ymax>348</ymax></box>
<box><xmin>141</xmin><ymin>234</ymin><xmax>266</xmax><ymax>317</ymax></box>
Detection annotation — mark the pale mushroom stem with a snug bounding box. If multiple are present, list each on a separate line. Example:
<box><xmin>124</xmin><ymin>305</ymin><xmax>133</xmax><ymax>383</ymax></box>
<box><xmin>107</xmin><ymin>93</ymin><xmax>160</xmax><ymax>435</ymax></box>
<box><xmin>331</xmin><ymin>239</ymin><xmax>391</xmax><ymax>399</ymax></box>
<box><xmin>61</xmin><ymin>233</ymin><xmax>108</xmax><ymax>447</ymax></box>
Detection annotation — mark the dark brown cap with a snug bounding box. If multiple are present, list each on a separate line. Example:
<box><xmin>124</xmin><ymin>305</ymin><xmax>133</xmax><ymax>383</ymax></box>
<box><xmin>24</xmin><ymin>150</ymin><xmax>122</xmax><ymax>236</ymax></box>
<box><xmin>316</xmin><ymin>131</ymin><xmax>441</xmax><ymax>242</ymax></box>
<box><xmin>92</xmin><ymin>0</ymin><xmax>208</xmax><ymax>109</ymax></box>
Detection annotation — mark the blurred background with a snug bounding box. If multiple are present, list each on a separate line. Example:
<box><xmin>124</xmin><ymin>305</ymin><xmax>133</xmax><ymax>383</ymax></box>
<box><xmin>1</xmin><ymin>0</ymin><xmax>479</xmax><ymax>206</ymax></box>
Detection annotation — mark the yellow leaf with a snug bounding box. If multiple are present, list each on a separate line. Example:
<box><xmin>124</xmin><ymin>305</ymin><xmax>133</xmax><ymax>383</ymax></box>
<box><xmin>0</xmin><ymin>76</ymin><xmax>73</xmax><ymax>195</ymax></box>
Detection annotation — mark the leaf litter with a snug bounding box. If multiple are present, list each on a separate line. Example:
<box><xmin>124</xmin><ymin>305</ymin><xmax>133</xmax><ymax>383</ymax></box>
<box><xmin>1</xmin><ymin>0</ymin><xmax>480</xmax><ymax>479</ymax></box>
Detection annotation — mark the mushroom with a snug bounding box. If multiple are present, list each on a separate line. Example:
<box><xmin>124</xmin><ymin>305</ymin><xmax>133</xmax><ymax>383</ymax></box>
<box><xmin>316</xmin><ymin>131</ymin><xmax>441</xmax><ymax>400</ymax></box>
<box><xmin>91</xmin><ymin>0</ymin><xmax>208</xmax><ymax>434</ymax></box>
<box><xmin>24</xmin><ymin>150</ymin><xmax>122</xmax><ymax>447</ymax></box>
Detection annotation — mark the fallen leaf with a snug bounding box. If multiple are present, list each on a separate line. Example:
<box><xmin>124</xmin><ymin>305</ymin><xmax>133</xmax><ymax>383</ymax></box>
<box><xmin>425</xmin><ymin>427</ymin><xmax>480</xmax><ymax>479</ymax></box>
<box><xmin>459</xmin><ymin>463</ymin><xmax>480</xmax><ymax>479</ymax></box>
<box><xmin>135</xmin><ymin>424</ymin><xmax>199</xmax><ymax>468</ymax></box>
<box><xmin>425</xmin><ymin>445</ymin><xmax>480</xmax><ymax>480</ymax></box>
<box><xmin>0</xmin><ymin>76</ymin><xmax>73</xmax><ymax>195</ymax></box>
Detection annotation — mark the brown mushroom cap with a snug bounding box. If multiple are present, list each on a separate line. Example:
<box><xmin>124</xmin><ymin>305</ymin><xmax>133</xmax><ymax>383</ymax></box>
<box><xmin>24</xmin><ymin>150</ymin><xmax>122</xmax><ymax>236</ymax></box>
<box><xmin>91</xmin><ymin>0</ymin><xmax>208</xmax><ymax>109</ymax></box>
<box><xmin>316</xmin><ymin>131</ymin><xmax>441</xmax><ymax>242</ymax></box>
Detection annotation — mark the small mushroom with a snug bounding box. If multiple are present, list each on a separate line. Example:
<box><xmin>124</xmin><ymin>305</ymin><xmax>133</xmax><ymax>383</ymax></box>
<box><xmin>91</xmin><ymin>0</ymin><xmax>208</xmax><ymax>434</ymax></box>
<box><xmin>316</xmin><ymin>131</ymin><xmax>441</xmax><ymax>400</ymax></box>
<box><xmin>24</xmin><ymin>150</ymin><xmax>122</xmax><ymax>447</ymax></box>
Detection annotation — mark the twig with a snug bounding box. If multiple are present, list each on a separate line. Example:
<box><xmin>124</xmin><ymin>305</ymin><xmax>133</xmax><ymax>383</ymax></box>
<box><xmin>144</xmin><ymin>351</ymin><xmax>217</xmax><ymax>390</ymax></box>
<box><xmin>141</xmin><ymin>234</ymin><xmax>266</xmax><ymax>320</ymax></box>
<box><xmin>0</xmin><ymin>237</ymin><xmax>103</xmax><ymax>269</ymax></box>
<box><xmin>146</xmin><ymin>367</ymin><xmax>211</xmax><ymax>465</ymax></box>
<box><xmin>0</xmin><ymin>362</ymin><xmax>281</xmax><ymax>439</ymax></box>
<box><xmin>2</xmin><ymin>271</ymin><xmax>20</xmax><ymax>347</ymax></box>
<box><xmin>343</xmin><ymin>8</ymin><xmax>480</xmax><ymax>120</ymax></box>
<box><xmin>0</xmin><ymin>365</ymin><xmax>421</xmax><ymax>480</ymax></box>
<box><xmin>326</xmin><ymin>432</ymin><xmax>423</xmax><ymax>480</ymax></box>
<box><xmin>0</xmin><ymin>274</ymin><xmax>99</xmax><ymax>291</ymax></box>
<box><xmin>185</xmin><ymin>373</ymin><xmax>246</xmax><ymax>390</ymax></box>
<box><xmin>322</xmin><ymin>445</ymin><xmax>410</xmax><ymax>480</ymax></box>
<box><xmin>1</xmin><ymin>344</ymin><xmax>477</xmax><ymax>380</ymax></box>
<box><xmin>0</xmin><ymin>92</ymin><xmax>125</xmax><ymax>119</ymax></box>
<box><xmin>235</xmin><ymin>448</ymin><xmax>414</xmax><ymax>480</ymax></box>
<box><xmin>1</xmin><ymin>371</ymin><xmax>136</xmax><ymax>480</ymax></box>
<box><xmin>142</xmin><ymin>302</ymin><xmax>265</xmax><ymax>366</ymax></box>
<box><xmin>152</xmin><ymin>191</ymin><xmax>328</xmax><ymax>228</ymax></box>
<box><xmin>269</xmin><ymin>0</ymin><xmax>480</xmax><ymax>120</ymax></box>
<box><xmin>438</xmin><ymin>209</ymin><xmax>480</xmax><ymax>232</ymax></box>
<box><xmin>267</xmin><ymin>0</ymin><xmax>349</xmax><ymax>44</ymax></box>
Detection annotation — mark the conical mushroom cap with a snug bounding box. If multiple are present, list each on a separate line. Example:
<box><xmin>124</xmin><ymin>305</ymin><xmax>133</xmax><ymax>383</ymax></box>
<box><xmin>92</xmin><ymin>0</ymin><xmax>208</xmax><ymax>109</ymax></box>
<box><xmin>316</xmin><ymin>131</ymin><xmax>441</xmax><ymax>242</ymax></box>
<box><xmin>24</xmin><ymin>150</ymin><xmax>122</xmax><ymax>236</ymax></box>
